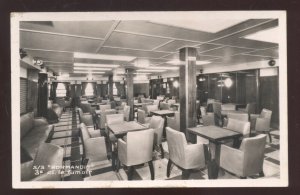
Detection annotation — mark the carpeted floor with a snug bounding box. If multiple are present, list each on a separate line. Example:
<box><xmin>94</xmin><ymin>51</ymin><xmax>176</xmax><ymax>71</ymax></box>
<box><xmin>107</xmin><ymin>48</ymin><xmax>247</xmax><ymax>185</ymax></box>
<box><xmin>48</xmin><ymin>109</ymin><xmax>280</xmax><ymax>181</ymax></box>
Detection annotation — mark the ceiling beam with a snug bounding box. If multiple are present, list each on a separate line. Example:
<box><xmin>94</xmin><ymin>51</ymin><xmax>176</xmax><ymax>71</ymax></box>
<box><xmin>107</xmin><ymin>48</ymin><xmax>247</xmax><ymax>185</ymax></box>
<box><xmin>20</xmin><ymin>28</ymin><xmax>105</xmax><ymax>41</ymax></box>
<box><xmin>96</xmin><ymin>20</ymin><xmax>121</xmax><ymax>53</ymax></box>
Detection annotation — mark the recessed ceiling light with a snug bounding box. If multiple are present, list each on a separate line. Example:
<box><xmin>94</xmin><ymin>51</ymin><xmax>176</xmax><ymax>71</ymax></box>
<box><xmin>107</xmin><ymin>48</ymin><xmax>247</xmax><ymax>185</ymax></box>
<box><xmin>74</xmin><ymin>63</ymin><xmax>120</xmax><ymax>68</ymax></box>
<box><xmin>148</xmin><ymin>66</ymin><xmax>179</xmax><ymax>70</ymax></box>
<box><xmin>74</xmin><ymin>67</ymin><xmax>112</xmax><ymax>71</ymax></box>
<box><xmin>74</xmin><ymin>52</ymin><xmax>136</xmax><ymax>62</ymax></box>
<box><xmin>137</xmin><ymin>69</ymin><xmax>166</xmax><ymax>72</ymax></box>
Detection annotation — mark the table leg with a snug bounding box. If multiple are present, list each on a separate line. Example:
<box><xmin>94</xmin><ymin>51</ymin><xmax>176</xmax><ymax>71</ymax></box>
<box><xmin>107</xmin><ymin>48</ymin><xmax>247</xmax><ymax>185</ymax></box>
<box><xmin>207</xmin><ymin>142</ymin><xmax>221</xmax><ymax>179</ymax></box>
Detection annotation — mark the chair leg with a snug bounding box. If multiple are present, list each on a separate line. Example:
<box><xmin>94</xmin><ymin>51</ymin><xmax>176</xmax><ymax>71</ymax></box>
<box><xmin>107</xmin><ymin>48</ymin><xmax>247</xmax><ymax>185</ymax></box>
<box><xmin>259</xmin><ymin>171</ymin><xmax>265</xmax><ymax>177</ymax></box>
<box><xmin>159</xmin><ymin>144</ymin><xmax>164</xmax><ymax>159</ymax></box>
<box><xmin>148</xmin><ymin>161</ymin><xmax>155</xmax><ymax>180</ymax></box>
<box><xmin>128</xmin><ymin>166</ymin><xmax>134</xmax><ymax>180</ymax></box>
<box><xmin>268</xmin><ymin>132</ymin><xmax>272</xmax><ymax>143</ymax></box>
<box><xmin>167</xmin><ymin>159</ymin><xmax>172</xmax><ymax>178</ymax></box>
<box><xmin>182</xmin><ymin>169</ymin><xmax>190</xmax><ymax>180</ymax></box>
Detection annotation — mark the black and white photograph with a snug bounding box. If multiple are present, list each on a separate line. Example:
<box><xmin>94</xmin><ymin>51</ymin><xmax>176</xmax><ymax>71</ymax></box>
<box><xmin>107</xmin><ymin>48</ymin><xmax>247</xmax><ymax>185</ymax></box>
<box><xmin>11</xmin><ymin>11</ymin><xmax>288</xmax><ymax>188</ymax></box>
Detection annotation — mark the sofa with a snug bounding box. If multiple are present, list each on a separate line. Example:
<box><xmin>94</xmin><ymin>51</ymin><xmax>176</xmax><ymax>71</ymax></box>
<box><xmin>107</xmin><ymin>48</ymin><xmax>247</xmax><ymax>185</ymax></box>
<box><xmin>21</xmin><ymin>112</ymin><xmax>54</xmax><ymax>161</ymax></box>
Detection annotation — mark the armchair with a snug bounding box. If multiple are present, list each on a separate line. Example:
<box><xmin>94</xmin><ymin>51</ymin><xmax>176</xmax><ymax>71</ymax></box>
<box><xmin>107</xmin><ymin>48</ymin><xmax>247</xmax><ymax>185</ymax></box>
<box><xmin>137</xmin><ymin>109</ymin><xmax>151</xmax><ymax>124</ymax></box>
<box><xmin>167</xmin><ymin>111</ymin><xmax>180</xmax><ymax>131</ymax></box>
<box><xmin>160</xmin><ymin>102</ymin><xmax>170</xmax><ymax>110</ymax></box>
<box><xmin>77</xmin><ymin>108</ymin><xmax>94</xmax><ymax>127</ymax></box>
<box><xmin>213</xmin><ymin>102</ymin><xmax>222</xmax><ymax>126</ymax></box>
<box><xmin>166</xmin><ymin>127</ymin><xmax>206</xmax><ymax>179</ymax></box>
<box><xmin>99</xmin><ymin>104</ymin><xmax>111</xmax><ymax>111</ymax></box>
<box><xmin>223</xmin><ymin>112</ymin><xmax>249</xmax><ymax>127</ymax></box>
<box><xmin>239</xmin><ymin>103</ymin><xmax>256</xmax><ymax>115</ymax></box>
<box><xmin>250</xmin><ymin>108</ymin><xmax>272</xmax><ymax>142</ymax></box>
<box><xmin>118</xmin><ymin>105</ymin><xmax>130</xmax><ymax>121</ymax></box>
<box><xmin>21</xmin><ymin>143</ymin><xmax>63</xmax><ymax>181</ymax></box>
<box><xmin>80</xmin><ymin>123</ymin><xmax>107</xmax><ymax>175</ymax></box>
<box><xmin>146</xmin><ymin>104</ymin><xmax>159</xmax><ymax>116</ymax></box>
<box><xmin>117</xmin><ymin>129</ymin><xmax>155</xmax><ymax>180</ymax></box>
<box><xmin>220</xmin><ymin>134</ymin><xmax>267</xmax><ymax>178</ymax></box>
<box><xmin>200</xmin><ymin>106</ymin><xmax>215</xmax><ymax>126</ymax></box>
<box><xmin>148</xmin><ymin>116</ymin><xmax>165</xmax><ymax>158</ymax></box>
<box><xmin>96</xmin><ymin>109</ymin><xmax>117</xmax><ymax>129</ymax></box>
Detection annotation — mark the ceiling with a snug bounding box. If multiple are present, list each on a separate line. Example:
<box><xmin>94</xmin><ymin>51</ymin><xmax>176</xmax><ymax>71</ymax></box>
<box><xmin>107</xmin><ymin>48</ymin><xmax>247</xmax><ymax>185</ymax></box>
<box><xmin>20</xmin><ymin>18</ymin><xmax>279</xmax><ymax>77</ymax></box>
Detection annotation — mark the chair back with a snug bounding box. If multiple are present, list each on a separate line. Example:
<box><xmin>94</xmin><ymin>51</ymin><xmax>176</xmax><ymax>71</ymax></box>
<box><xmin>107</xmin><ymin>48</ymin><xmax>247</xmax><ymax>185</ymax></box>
<box><xmin>166</xmin><ymin>127</ymin><xmax>187</xmax><ymax>167</ymax></box>
<box><xmin>106</xmin><ymin>114</ymin><xmax>124</xmax><ymax>125</ymax></box>
<box><xmin>126</xmin><ymin>129</ymin><xmax>154</xmax><ymax>165</ymax></box>
<box><xmin>146</xmin><ymin>104</ymin><xmax>159</xmax><ymax>115</ymax></box>
<box><xmin>260</xmin><ymin>108</ymin><xmax>272</xmax><ymax>119</ymax></box>
<box><xmin>98</xmin><ymin>109</ymin><xmax>117</xmax><ymax>129</ymax></box>
<box><xmin>207</xmin><ymin>98</ymin><xmax>215</xmax><ymax>104</ymax></box>
<box><xmin>212</xmin><ymin>102</ymin><xmax>222</xmax><ymax>116</ymax></box>
<box><xmin>81</xmin><ymin>102</ymin><xmax>92</xmax><ymax>113</ymax></box>
<box><xmin>200</xmin><ymin>106</ymin><xmax>207</xmax><ymax>116</ymax></box>
<box><xmin>80</xmin><ymin>123</ymin><xmax>91</xmax><ymax>142</ymax></box>
<box><xmin>167</xmin><ymin>99</ymin><xmax>176</xmax><ymax>105</ymax></box>
<box><xmin>239</xmin><ymin>134</ymin><xmax>267</xmax><ymax>175</ymax></box>
<box><xmin>227</xmin><ymin>113</ymin><xmax>249</xmax><ymax>122</ymax></box>
<box><xmin>152</xmin><ymin>99</ymin><xmax>160</xmax><ymax>106</ymax></box>
<box><xmin>202</xmin><ymin>113</ymin><xmax>215</xmax><ymax>126</ymax></box>
<box><xmin>137</xmin><ymin>109</ymin><xmax>147</xmax><ymax>124</ymax></box>
<box><xmin>99</xmin><ymin>104</ymin><xmax>111</xmax><ymax>111</ymax></box>
<box><xmin>160</xmin><ymin>102</ymin><xmax>170</xmax><ymax>110</ymax></box>
<box><xmin>227</xmin><ymin>118</ymin><xmax>250</xmax><ymax>137</ymax></box>
<box><xmin>246</xmin><ymin>103</ymin><xmax>256</xmax><ymax>114</ymax></box>
<box><xmin>221</xmin><ymin>104</ymin><xmax>236</xmax><ymax>111</ymax></box>
<box><xmin>149</xmin><ymin>116</ymin><xmax>165</xmax><ymax>145</ymax></box>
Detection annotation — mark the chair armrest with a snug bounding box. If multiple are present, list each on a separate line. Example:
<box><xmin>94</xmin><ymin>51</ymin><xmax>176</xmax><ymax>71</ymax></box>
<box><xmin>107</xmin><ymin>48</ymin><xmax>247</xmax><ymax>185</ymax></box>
<box><xmin>184</xmin><ymin>144</ymin><xmax>206</xmax><ymax>169</ymax></box>
<box><xmin>118</xmin><ymin>139</ymin><xmax>127</xmax><ymax>164</ymax></box>
<box><xmin>143</xmin><ymin>123</ymin><xmax>150</xmax><ymax>128</ymax></box>
<box><xmin>88</xmin><ymin>129</ymin><xmax>101</xmax><ymax>138</ymax></box>
<box><xmin>33</xmin><ymin>117</ymin><xmax>49</xmax><ymax>127</ymax></box>
<box><xmin>255</xmin><ymin>118</ymin><xmax>271</xmax><ymax>132</ymax></box>
<box><xmin>220</xmin><ymin>144</ymin><xmax>244</xmax><ymax>176</ymax></box>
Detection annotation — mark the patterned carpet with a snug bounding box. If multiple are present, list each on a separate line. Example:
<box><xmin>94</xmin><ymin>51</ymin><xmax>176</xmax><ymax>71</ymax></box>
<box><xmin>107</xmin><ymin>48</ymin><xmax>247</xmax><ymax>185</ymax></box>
<box><xmin>48</xmin><ymin>110</ymin><xmax>280</xmax><ymax>181</ymax></box>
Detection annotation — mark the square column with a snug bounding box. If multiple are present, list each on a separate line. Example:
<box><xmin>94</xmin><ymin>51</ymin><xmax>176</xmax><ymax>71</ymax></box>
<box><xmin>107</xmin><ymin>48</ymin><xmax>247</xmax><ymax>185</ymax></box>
<box><xmin>179</xmin><ymin>47</ymin><xmax>197</xmax><ymax>140</ymax></box>
<box><xmin>126</xmin><ymin>68</ymin><xmax>135</xmax><ymax>121</ymax></box>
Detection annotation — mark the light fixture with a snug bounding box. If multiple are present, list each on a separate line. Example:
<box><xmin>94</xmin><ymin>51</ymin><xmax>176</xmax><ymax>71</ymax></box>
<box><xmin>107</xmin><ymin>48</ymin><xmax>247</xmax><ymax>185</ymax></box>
<box><xmin>148</xmin><ymin>66</ymin><xmax>179</xmax><ymax>70</ymax></box>
<box><xmin>73</xmin><ymin>71</ymin><xmax>105</xmax><ymax>74</ymax></box>
<box><xmin>166</xmin><ymin>59</ymin><xmax>211</xmax><ymax>65</ymax></box>
<box><xmin>74</xmin><ymin>63</ymin><xmax>120</xmax><ymax>68</ymax></box>
<box><xmin>170</xmin><ymin>78</ymin><xmax>174</xmax><ymax>81</ymax></box>
<box><xmin>74</xmin><ymin>52</ymin><xmax>136</xmax><ymax>62</ymax></box>
<box><xmin>74</xmin><ymin>67</ymin><xmax>111</xmax><ymax>71</ymax></box>
<box><xmin>134</xmin><ymin>58</ymin><xmax>150</xmax><ymax>68</ymax></box>
<box><xmin>173</xmin><ymin>81</ymin><xmax>179</xmax><ymax>88</ymax></box>
<box><xmin>224</xmin><ymin>78</ymin><xmax>233</xmax><ymax>88</ymax></box>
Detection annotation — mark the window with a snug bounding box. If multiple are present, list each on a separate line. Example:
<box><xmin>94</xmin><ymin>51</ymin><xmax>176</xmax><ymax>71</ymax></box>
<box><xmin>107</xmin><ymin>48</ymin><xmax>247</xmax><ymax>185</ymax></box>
<box><xmin>113</xmin><ymin>83</ymin><xmax>118</xmax><ymax>96</ymax></box>
<box><xmin>85</xmin><ymin>83</ymin><xmax>94</xmax><ymax>96</ymax></box>
<box><xmin>56</xmin><ymin>83</ymin><xmax>66</xmax><ymax>97</ymax></box>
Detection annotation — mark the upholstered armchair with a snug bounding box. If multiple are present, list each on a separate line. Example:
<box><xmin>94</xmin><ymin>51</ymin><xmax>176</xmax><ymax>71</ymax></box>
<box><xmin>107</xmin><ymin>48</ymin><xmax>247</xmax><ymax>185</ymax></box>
<box><xmin>146</xmin><ymin>104</ymin><xmax>159</xmax><ymax>116</ymax></box>
<box><xmin>167</xmin><ymin>111</ymin><xmax>180</xmax><ymax>131</ymax></box>
<box><xmin>117</xmin><ymin>129</ymin><xmax>155</xmax><ymax>180</ymax></box>
<box><xmin>239</xmin><ymin>103</ymin><xmax>256</xmax><ymax>115</ymax></box>
<box><xmin>81</xmin><ymin>102</ymin><xmax>94</xmax><ymax>114</ymax></box>
<box><xmin>200</xmin><ymin>106</ymin><xmax>215</xmax><ymax>126</ymax></box>
<box><xmin>223</xmin><ymin>112</ymin><xmax>249</xmax><ymax>127</ymax></box>
<box><xmin>137</xmin><ymin>109</ymin><xmax>151</xmax><ymax>124</ymax></box>
<box><xmin>118</xmin><ymin>105</ymin><xmax>130</xmax><ymax>121</ymax></box>
<box><xmin>77</xmin><ymin>107</ymin><xmax>94</xmax><ymax>127</ymax></box>
<box><xmin>166</xmin><ymin>127</ymin><xmax>206</xmax><ymax>179</ymax></box>
<box><xmin>80</xmin><ymin>123</ymin><xmax>107</xmax><ymax>174</ymax></box>
<box><xmin>152</xmin><ymin>99</ymin><xmax>160</xmax><ymax>106</ymax></box>
<box><xmin>99</xmin><ymin>104</ymin><xmax>111</xmax><ymax>111</ymax></box>
<box><xmin>80</xmin><ymin>123</ymin><xmax>101</xmax><ymax>138</ymax></box>
<box><xmin>21</xmin><ymin>143</ymin><xmax>64</xmax><ymax>181</ymax></box>
<box><xmin>220</xmin><ymin>134</ymin><xmax>267</xmax><ymax>178</ymax></box>
<box><xmin>213</xmin><ymin>102</ymin><xmax>222</xmax><ymax>126</ymax></box>
<box><xmin>96</xmin><ymin>109</ymin><xmax>117</xmax><ymax>129</ymax></box>
<box><xmin>147</xmin><ymin>116</ymin><xmax>165</xmax><ymax>158</ymax></box>
<box><xmin>250</xmin><ymin>108</ymin><xmax>272</xmax><ymax>142</ymax></box>
<box><xmin>160</xmin><ymin>102</ymin><xmax>170</xmax><ymax>110</ymax></box>
<box><xmin>141</xmin><ymin>102</ymin><xmax>153</xmax><ymax>114</ymax></box>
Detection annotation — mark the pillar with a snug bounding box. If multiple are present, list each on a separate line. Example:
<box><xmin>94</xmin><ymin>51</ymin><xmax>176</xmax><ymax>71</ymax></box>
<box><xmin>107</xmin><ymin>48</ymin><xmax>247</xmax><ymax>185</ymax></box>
<box><xmin>108</xmin><ymin>75</ymin><xmax>113</xmax><ymax>101</ymax></box>
<box><xmin>37</xmin><ymin>73</ymin><xmax>48</xmax><ymax>118</ymax></box>
<box><xmin>179</xmin><ymin>47</ymin><xmax>197</xmax><ymax>140</ymax></box>
<box><xmin>126</xmin><ymin>68</ymin><xmax>135</xmax><ymax>121</ymax></box>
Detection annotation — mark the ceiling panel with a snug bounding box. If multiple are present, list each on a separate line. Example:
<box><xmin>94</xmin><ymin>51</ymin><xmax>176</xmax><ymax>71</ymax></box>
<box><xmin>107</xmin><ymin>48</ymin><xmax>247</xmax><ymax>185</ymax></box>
<box><xmin>99</xmin><ymin>47</ymin><xmax>169</xmax><ymax>58</ymax></box>
<box><xmin>115</xmin><ymin>21</ymin><xmax>213</xmax><ymax>42</ymax></box>
<box><xmin>245</xmin><ymin>47</ymin><xmax>279</xmax><ymax>58</ymax></box>
<box><xmin>155</xmin><ymin>40</ymin><xmax>201</xmax><ymax>52</ymax></box>
<box><xmin>210</xmin><ymin>54</ymin><xmax>271</xmax><ymax>65</ymax></box>
<box><xmin>197</xmin><ymin>44</ymin><xmax>225</xmax><ymax>53</ymax></box>
<box><xmin>211</xmin><ymin>36</ymin><xmax>278</xmax><ymax>49</ymax></box>
<box><xmin>104</xmin><ymin>31</ymin><xmax>171</xmax><ymax>50</ymax></box>
<box><xmin>21</xmin><ymin>31</ymin><xmax>102</xmax><ymax>53</ymax></box>
<box><xmin>24</xmin><ymin>49</ymin><xmax>74</xmax><ymax>62</ymax></box>
<box><xmin>20</xmin><ymin>21</ymin><xmax>115</xmax><ymax>39</ymax></box>
<box><xmin>199</xmin><ymin>46</ymin><xmax>255</xmax><ymax>57</ymax></box>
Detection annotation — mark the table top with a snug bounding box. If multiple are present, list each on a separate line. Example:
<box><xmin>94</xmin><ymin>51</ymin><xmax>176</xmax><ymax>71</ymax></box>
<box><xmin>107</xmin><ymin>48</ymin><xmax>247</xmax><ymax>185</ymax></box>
<box><xmin>150</xmin><ymin>110</ymin><xmax>175</xmax><ymax>116</ymax></box>
<box><xmin>187</xmin><ymin>125</ymin><xmax>242</xmax><ymax>142</ymax></box>
<box><xmin>108</xmin><ymin>121</ymin><xmax>148</xmax><ymax>136</ymax></box>
<box><xmin>95</xmin><ymin>109</ymin><xmax>116</xmax><ymax>115</ymax></box>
